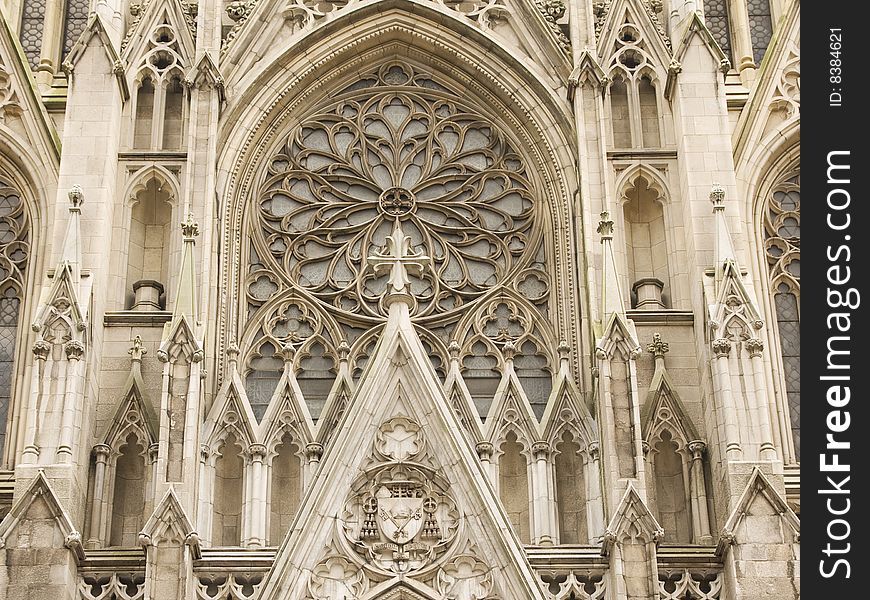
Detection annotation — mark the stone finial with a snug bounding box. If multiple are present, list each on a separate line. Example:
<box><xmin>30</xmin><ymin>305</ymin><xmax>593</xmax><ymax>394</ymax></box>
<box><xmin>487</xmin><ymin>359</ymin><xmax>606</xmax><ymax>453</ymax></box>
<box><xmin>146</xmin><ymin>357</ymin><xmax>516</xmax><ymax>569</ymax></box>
<box><xmin>128</xmin><ymin>335</ymin><xmax>147</xmax><ymax>361</ymax></box>
<box><xmin>181</xmin><ymin>213</ymin><xmax>200</xmax><ymax>238</ymax></box>
<box><xmin>68</xmin><ymin>185</ymin><xmax>84</xmax><ymax>208</ymax></box>
<box><xmin>710</xmin><ymin>183</ymin><xmax>726</xmax><ymax>210</ymax></box>
<box><xmin>597</xmin><ymin>211</ymin><xmax>614</xmax><ymax>239</ymax></box>
<box><xmin>502</xmin><ymin>339</ymin><xmax>516</xmax><ymax>361</ymax></box>
<box><xmin>279</xmin><ymin>342</ymin><xmax>295</xmax><ymax>364</ymax></box>
<box><xmin>227</xmin><ymin>341</ymin><xmax>241</xmax><ymax>368</ymax></box>
<box><xmin>448</xmin><ymin>340</ymin><xmax>461</xmax><ymax>362</ymax></box>
<box><xmin>369</xmin><ymin>218</ymin><xmax>429</xmax><ymax>307</ymax></box>
<box><xmin>337</xmin><ymin>340</ymin><xmax>350</xmax><ymax>362</ymax></box>
<box><xmin>646</xmin><ymin>333</ymin><xmax>669</xmax><ymax>358</ymax></box>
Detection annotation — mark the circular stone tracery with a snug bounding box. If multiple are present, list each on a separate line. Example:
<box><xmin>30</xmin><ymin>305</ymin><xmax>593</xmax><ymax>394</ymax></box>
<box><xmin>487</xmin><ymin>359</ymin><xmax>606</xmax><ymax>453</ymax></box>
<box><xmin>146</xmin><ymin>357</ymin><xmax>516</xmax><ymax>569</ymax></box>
<box><xmin>250</xmin><ymin>62</ymin><xmax>539</xmax><ymax>321</ymax></box>
<box><xmin>379</xmin><ymin>187</ymin><xmax>416</xmax><ymax>216</ymax></box>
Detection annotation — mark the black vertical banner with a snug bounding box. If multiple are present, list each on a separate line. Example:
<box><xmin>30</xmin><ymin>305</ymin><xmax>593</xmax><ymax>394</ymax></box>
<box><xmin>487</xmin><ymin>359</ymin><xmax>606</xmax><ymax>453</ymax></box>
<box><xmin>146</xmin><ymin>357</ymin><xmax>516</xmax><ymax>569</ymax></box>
<box><xmin>803</xmin><ymin>0</ymin><xmax>867</xmax><ymax>595</ymax></box>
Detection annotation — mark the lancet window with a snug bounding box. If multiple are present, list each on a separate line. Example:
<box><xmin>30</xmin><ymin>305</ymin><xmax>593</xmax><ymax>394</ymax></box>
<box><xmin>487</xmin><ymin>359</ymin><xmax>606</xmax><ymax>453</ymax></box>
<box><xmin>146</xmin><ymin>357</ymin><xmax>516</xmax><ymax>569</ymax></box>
<box><xmin>607</xmin><ymin>22</ymin><xmax>663</xmax><ymax>149</ymax></box>
<box><xmin>0</xmin><ymin>178</ymin><xmax>29</xmax><ymax>465</ymax></box>
<box><xmin>763</xmin><ymin>167</ymin><xmax>800</xmax><ymax>460</ymax></box>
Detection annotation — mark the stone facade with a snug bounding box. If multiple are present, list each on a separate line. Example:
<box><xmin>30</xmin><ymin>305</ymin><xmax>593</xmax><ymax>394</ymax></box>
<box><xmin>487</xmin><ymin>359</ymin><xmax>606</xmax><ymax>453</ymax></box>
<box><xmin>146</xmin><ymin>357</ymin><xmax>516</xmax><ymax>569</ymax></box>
<box><xmin>0</xmin><ymin>0</ymin><xmax>799</xmax><ymax>599</ymax></box>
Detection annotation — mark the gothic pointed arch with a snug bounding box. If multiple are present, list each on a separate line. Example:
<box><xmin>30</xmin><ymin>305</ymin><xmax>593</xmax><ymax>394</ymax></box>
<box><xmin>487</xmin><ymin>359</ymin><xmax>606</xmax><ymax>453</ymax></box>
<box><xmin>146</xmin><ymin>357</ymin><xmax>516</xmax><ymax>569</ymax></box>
<box><xmin>216</xmin><ymin>6</ymin><xmax>584</xmax><ymax>393</ymax></box>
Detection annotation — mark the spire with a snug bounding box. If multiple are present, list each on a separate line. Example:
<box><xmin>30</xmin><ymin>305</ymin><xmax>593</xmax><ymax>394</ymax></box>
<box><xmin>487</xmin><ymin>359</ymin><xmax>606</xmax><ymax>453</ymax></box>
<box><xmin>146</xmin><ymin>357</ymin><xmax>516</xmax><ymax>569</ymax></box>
<box><xmin>368</xmin><ymin>218</ymin><xmax>429</xmax><ymax>311</ymax></box>
<box><xmin>60</xmin><ymin>185</ymin><xmax>84</xmax><ymax>293</ymax></box>
<box><xmin>170</xmin><ymin>213</ymin><xmax>199</xmax><ymax>329</ymax></box>
<box><xmin>710</xmin><ymin>183</ymin><xmax>738</xmax><ymax>279</ymax></box>
<box><xmin>598</xmin><ymin>211</ymin><xmax>626</xmax><ymax>321</ymax></box>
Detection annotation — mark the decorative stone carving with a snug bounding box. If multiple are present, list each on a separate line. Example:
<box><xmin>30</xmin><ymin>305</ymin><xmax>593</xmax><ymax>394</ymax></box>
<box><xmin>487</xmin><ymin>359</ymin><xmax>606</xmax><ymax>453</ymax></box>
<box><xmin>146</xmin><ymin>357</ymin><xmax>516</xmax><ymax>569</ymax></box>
<box><xmin>250</xmin><ymin>62</ymin><xmax>537</xmax><ymax>323</ymax></box>
<box><xmin>308</xmin><ymin>556</ymin><xmax>366</xmax><ymax>600</ymax></box>
<box><xmin>375</xmin><ymin>417</ymin><xmax>424</xmax><ymax>462</ymax></box>
<box><xmin>658</xmin><ymin>571</ymin><xmax>723</xmax><ymax>600</ymax></box>
<box><xmin>435</xmin><ymin>554</ymin><xmax>493</xmax><ymax>599</ymax></box>
<box><xmin>337</xmin><ymin>417</ymin><xmax>459</xmax><ymax>576</ymax></box>
<box><xmin>646</xmin><ymin>332</ymin><xmax>669</xmax><ymax>357</ymax></box>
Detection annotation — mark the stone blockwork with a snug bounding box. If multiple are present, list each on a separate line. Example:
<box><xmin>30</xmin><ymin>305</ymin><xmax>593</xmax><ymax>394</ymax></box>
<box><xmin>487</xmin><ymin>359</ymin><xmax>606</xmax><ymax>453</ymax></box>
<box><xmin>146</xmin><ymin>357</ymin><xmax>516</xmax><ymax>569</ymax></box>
<box><xmin>0</xmin><ymin>1</ymin><xmax>799</xmax><ymax>599</ymax></box>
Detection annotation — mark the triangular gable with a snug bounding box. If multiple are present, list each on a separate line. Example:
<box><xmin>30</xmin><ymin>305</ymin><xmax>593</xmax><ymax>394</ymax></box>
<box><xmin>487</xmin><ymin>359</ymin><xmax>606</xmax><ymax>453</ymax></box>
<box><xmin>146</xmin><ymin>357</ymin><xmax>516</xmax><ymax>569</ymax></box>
<box><xmin>258</xmin><ymin>365</ymin><xmax>316</xmax><ymax>448</ymax></box>
<box><xmin>0</xmin><ymin>471</ymin><xmax>84</xmax><ymax>562</ymax></box>
<box><xmin>666</xmin><ymin>12</ymin><xmax>730</xmax><ymax>99</ymax></box>
<box><xmin>62</xmin><ymin>14</ymin><xmax>129</xmax><ymax>101</ymax></box>
<box><xmin>184</xmin><ymin>52</ymin><xmax>225</xmax><ymax>102</ymax></box>
<box><xmin>443</xmin><ymin>358</ymin><xmax>485</xmax><ymax>443</ymax></box>
<box><xmin>540</xmin><ymin>369</ymin><xmax>597</xmax><ymax>446</ymax></box>
<box><xmin>708</xmin><ymin>260</ymin><xmax>764</xmax><ymax>333</ymax></box>
<box><xmin>0</xmin><ymin>13</ymin><xmax>61</xmax><ymax>164</ymax></box>
<box><xmin>202</xmin><ymin>365</ymin><xmax>259</xmax><ymax>449</ymax></box>
<box><xmin>120</xmin><ymin>0</ymin><xmax>196</xmax><ymax>62</ymax></box>
<box><xmin>597</xmin><ymin>312</ymin><xmax>641</xmax><ymax>359</ymax></box>
<box><xmin>140</xmin><ymin>487</ymin><xmax>199</xmax><ymax>552</ymax></box>
<box><xmin>596</xmin><ymin>0</ymin><xmax>673</xmax><ymax>68</ymax></box>
<box><xmin>602</xmin><ymin>482</ymin><xmax>663</xmax><ymax>554</ymax></box>
<box><xmin>158</xmin><ymin>314</ymin><xmax>202</xmax><ymax>362</ymax></box>
<box><xmin>102</xmin><ymin>369</ymin><xmax>159</xmax><ymax>448</ymax></box>
<box><xmin>256</xmin><ymin>301</ymin><xmax>547</xmax><ymax>600</ymax></box>
<box><xmin>717</xmin><ymin>467</ymin><xmax>800</xmax><ymax>556</ymax></box>
<box><xmin>641</xmin><ymin>372</ymin><xmax>700</xmax><ymax>447</ymax></box>
<box><xmin>32</xmin><ymin>261</ymin><xmax>87</xmax><ymax>337</ymax></box>
<box><xmin>568</xmin><ymin>50</ymin><xmax>608</xmax><ymax>101</ymax></box>
<box><xmin>313</xmin><ymin>344</ymin><xmax>354</xmax><ymax>446</ymax></box>
<box><xmin>732</xmin><ymin>1</ymin><xmax>800</xmax><ymax>162</ymax></box>
<box><xmin>484</xmin><ymin>359</ymin><xmax>542</xmax><ymax>444</ymax></box>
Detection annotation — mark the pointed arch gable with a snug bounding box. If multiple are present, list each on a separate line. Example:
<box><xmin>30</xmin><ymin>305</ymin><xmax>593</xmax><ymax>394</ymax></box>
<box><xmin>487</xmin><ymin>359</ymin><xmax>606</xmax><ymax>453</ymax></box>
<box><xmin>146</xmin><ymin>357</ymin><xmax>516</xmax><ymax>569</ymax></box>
<box><xmin>485</xmin><ymin>371</ymin><xmax>541</xmax><ymax>448</ymax></box>
<box><xmin>102</xmin><ymin>376</ymin><xmax>159</xmax><ymax>451</ymax></box>
<box><xmin>120</xmin><ymin>0</ymin><xmax>196</xmax><ymax>66</ymax></box>
<box><xmin>123</xmin><ymin>164</ymin><xmax>181</xmax><ymax>208</ymax></box>
<box><xmin>641</xmin><ymin>375</ymin><xmax>700</xmax><ymax>450</ymax></box>
<box><xmin>596</xmin><ymin>0</ymin><xmax>673</xmax><ymax>71</ymax></box>
<box><xmin>203</xmin><ymin>373</ymin><xmax>260</xmax><ymax>452</ymax></box>
<box><xmin>257</xmin><ymin>370</ymin><xmax>316</xmax><ymax>451</ymax></box>
<box><xmin>540</xmin><ymin>372</ymin><xmax>597</xmax><ymax>448</ymax></box>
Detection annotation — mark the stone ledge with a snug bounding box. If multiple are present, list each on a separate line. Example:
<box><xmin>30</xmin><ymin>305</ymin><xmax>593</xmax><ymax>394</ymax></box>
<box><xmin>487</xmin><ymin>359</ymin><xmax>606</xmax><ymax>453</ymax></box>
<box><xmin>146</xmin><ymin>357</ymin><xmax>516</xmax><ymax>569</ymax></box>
<box><xmin>103</xmin><ymin>311</ymin><xmax>172</xmax><ymax>327</ymax></box>
<box><xmin>627</xmin><ymin>310</ymin><xmax>695</xmax><ymax>325</ymax></box>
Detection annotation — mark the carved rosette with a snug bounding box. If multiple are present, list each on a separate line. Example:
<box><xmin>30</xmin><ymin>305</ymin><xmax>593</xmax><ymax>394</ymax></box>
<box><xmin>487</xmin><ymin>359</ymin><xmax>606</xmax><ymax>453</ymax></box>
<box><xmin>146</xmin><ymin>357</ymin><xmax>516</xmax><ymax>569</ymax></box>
<box><xmin>338</xmin><ymin>418</ymin><xmax>460</xmax><ymax>577</ymax></box>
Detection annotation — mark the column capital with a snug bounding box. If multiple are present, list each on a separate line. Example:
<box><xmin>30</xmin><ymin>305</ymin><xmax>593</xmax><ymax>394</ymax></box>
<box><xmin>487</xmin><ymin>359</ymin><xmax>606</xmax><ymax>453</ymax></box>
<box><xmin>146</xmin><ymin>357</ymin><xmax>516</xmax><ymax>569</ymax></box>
<box><xmin>305</xmin><ymin>442</ymin><xmax>324</xmax><ymax>461</ymax></box>
<box><xmin>531</xmin><ymin>441</ymin><xmax>550</xmax><ymax>460</ymax></box>
<box><xmin>712</xmin><ymin>338</ymin><xmax>731</xmax><ymax>358</ymax></box>
<box><xmin>745</xmin><ymin>338</ymin><xmax>764</xmax><ymax>357</ymax></box>
<box><xmin>475</xmin><ymin>441</ymin><xmax>494</xmax><ymax>460</ymax></box>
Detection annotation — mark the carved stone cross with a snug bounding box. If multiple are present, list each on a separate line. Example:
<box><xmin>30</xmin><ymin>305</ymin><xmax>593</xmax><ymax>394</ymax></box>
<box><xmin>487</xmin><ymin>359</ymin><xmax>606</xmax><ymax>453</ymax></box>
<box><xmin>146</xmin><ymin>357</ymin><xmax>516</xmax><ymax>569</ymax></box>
<box><xmin>369</xmin><ymin>218</ymin><xmax>429</xmax><ymax>302</ymax></box>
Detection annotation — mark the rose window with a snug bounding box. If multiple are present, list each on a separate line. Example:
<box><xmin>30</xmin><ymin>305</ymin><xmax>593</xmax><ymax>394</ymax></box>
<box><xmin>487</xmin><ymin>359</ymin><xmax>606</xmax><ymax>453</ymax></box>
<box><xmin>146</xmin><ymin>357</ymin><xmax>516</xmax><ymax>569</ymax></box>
<box><xmin>249</xmin><ymin>63</ymin><xmax>538</xmax><ymax>322</ymax></box>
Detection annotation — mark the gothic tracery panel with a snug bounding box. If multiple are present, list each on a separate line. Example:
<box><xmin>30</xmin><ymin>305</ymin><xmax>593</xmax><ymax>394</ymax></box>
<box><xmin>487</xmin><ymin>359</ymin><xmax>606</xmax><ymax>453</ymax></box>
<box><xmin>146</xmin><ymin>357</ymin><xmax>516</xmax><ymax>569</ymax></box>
<box><xmin>763</xmin><ymin>169</ymin><xmax>800</xmax><ymax>459</ymax></box>
<box><xmin>243</xmin><ymin>62</ymin><xmax>555</xmax><ymax>416</ymax></box>
<box><xmin>0</xmin><ymin>179</ymin><xmax>29</xmax><ymax>463</ymax></box>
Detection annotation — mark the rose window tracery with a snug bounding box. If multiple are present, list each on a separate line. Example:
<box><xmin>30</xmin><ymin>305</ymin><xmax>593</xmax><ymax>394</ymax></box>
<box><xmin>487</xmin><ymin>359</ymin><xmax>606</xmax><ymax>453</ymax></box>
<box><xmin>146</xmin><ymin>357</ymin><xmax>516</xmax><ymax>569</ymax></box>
<box><xmin>249</xmin><ymin>63</ymin><xmax>539</xmax><ymax>324</ymax></box>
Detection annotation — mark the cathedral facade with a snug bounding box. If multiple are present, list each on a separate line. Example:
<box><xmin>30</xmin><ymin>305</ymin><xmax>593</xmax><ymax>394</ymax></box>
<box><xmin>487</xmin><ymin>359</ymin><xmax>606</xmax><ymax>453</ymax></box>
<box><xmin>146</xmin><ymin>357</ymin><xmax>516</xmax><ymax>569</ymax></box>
<box><xmin>0</xmin><ymin>0</ymin><xmax>800</xmax><ymax>598</ymax></box>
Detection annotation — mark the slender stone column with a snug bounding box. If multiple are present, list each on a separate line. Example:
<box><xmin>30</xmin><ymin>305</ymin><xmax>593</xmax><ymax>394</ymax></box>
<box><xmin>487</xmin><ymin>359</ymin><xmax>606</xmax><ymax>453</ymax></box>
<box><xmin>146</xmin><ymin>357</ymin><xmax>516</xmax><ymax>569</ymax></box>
<box><xmin>688</xmin><ymin>441</ymin><xmax>712</xmax><ymax>544</ymax></box>
<box><xmin>87</xmin><ymin>444</ymin><xmax>112</xmax><ymax>548</ymax></box>
<box><xmin>22</xmin><ymin>341</ymin><xmax>50</xmax><ymax>462</ymax></box>
<box><xmin>476</xmin><ymin>442</ymin><xmax>497</xmax><ymax>485</ymax></box>
<box><xmin>57</xmin><ymin>340</ymin><xmax>85</xmax><ymax>461</ymax></box>
<box><xmin>246</xmin><ymin>443</ymin><xmax>268</xmax><ymax>548</ymax></box>
<box><xmin>531</xmin><ymin>441</ymin><xmax>553</xmax><ymax>546</ymax></box>
<box><xmin>746</xmin><ymin>338</ymin><xmax>777</xmax><ymax>460</ymax></box>
<box><xmin>712</xmin><ymin>338</ymin><xmax>742</xmax><ymax>459</ymax></box>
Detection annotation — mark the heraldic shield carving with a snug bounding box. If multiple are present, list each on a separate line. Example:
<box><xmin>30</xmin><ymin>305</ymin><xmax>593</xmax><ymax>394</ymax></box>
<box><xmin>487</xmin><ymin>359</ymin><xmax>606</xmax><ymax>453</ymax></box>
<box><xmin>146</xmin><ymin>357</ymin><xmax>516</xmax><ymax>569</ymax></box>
<box><xmin>340</xmin><ymin>417</ymin><xmax>460</xmax><ymax>575</ymax></box>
